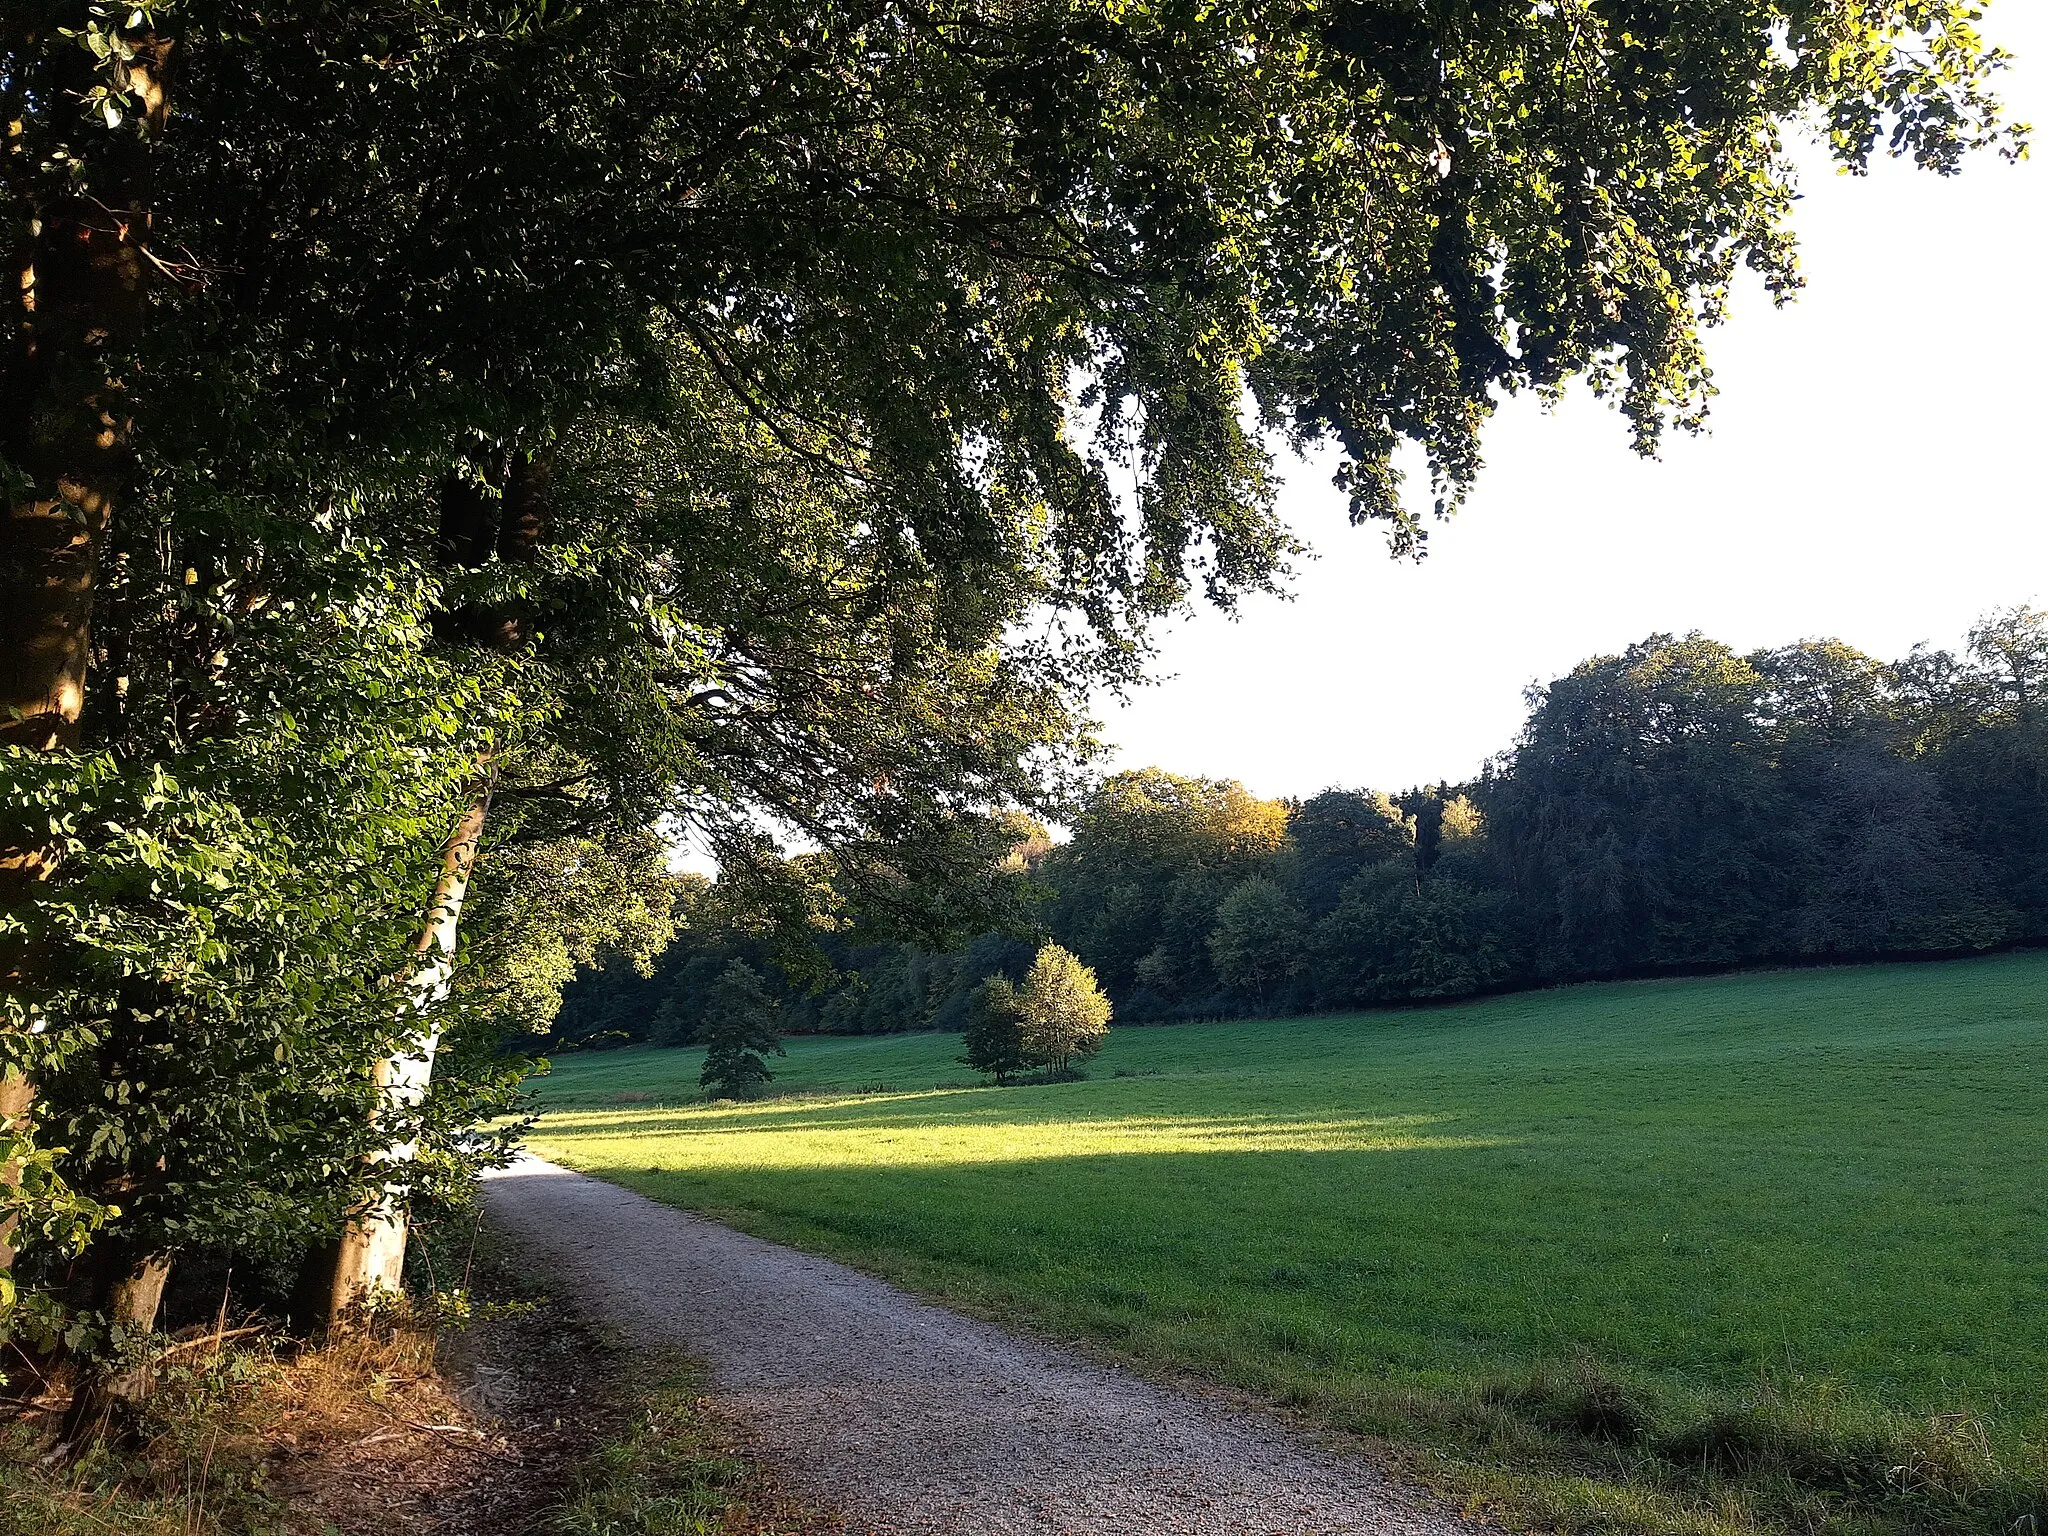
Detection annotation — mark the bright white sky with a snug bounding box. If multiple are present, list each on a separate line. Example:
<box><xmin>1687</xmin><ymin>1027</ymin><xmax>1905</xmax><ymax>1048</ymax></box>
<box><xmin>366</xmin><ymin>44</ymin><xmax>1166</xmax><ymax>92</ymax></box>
<box><xmin>1097</xmin><ymin>4</ymin><xmax>2048</xmax><ymax>799</ymax></box>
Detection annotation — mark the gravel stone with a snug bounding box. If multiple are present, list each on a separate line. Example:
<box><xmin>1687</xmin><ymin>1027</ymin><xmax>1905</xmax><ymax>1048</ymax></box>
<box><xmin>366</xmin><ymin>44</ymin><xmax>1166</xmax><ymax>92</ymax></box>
<box><xmin>485</xmin><ymin>1154</ymin><xmax>1487</xmax><ymax>1536</ymax></box>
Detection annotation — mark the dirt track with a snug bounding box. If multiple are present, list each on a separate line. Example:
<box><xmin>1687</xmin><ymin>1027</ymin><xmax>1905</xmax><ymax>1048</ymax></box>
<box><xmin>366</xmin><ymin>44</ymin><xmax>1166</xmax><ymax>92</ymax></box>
<box><xmin>483</xmin><ymin>1154</ymin><xmax>1484</xmax><ymax>1536</ymax></box>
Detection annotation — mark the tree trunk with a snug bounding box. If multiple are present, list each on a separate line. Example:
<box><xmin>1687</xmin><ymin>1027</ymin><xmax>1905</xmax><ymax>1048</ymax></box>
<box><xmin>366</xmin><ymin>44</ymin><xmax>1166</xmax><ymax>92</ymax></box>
<box><xmin>0</xmin><ymin>23</ymin><xmax>174</xmax><ymax>1291</ymax></box>
<box><xmin>327</xmin><ymin>789</ymin><xmax>492</xmax><ymax>1325</ymax></box>
<box><xmin>321</xmin><ymin>447</ymin><xmax>542</xmax><ymax>1325</ymax></box>
<box><xmin>106</xmin><ymin>1254</ymin><xmax>172</xmax><ymax>1337</ymax></box>
<box><xmin>0</xmin><ymin>26</ymin><xmax>169</xmax><ymax>750</ymax></box>
<box><xmin>430</xmin><ymin>448</ymin><xmax>552</xmax><ymax>649</ymax></box>
<box><xmin>51</xmin><ymin>1245</ymin><xmax>173</xmax><ymax>1448</ymax></box>
<box><xmin>0</xmin><ymin>213</ymin><xmax>136</xmax><ymax>1290</ymax></box>
<box><xmin>0</xmin><ymin>215</ymin><xmax>146</xmax><ymax>753</ymax></box>
<box><xmin>0</xmin><ymin>1073</ymin><xmax>33</xmax><ymax>1271</ymax></box>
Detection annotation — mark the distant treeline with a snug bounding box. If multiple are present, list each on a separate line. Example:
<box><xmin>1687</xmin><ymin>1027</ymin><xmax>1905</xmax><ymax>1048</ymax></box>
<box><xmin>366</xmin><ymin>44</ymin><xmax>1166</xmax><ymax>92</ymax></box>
<box><xmin>554</xmin><ymin>611</ymin><xmax>2048</xmax><ymax>1044</ymax></box>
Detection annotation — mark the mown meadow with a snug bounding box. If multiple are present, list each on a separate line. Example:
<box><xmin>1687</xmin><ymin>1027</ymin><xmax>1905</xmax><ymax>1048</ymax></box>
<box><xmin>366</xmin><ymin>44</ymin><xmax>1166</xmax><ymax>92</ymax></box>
<box><xmin>528</xmin><ymin>952</ymin><xmax>2048</xmax><ymax>1536</ymax></box>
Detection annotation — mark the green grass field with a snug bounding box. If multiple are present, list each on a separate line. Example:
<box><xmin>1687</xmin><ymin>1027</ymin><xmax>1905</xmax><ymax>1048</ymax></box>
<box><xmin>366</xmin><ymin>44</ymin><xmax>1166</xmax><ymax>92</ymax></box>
<box><xmin>527</xmin><ymin>953</ymin><xmax>2048</xmax><ymax>1536</ymax></box>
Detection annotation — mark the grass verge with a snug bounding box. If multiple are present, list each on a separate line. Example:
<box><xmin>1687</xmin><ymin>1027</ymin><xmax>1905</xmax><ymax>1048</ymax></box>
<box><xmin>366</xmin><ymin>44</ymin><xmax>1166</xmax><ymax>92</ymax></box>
<box><xmin>551</xmin><ymin>1364</ymin><xmax>822</xmax><ymax>1536</ymax></box>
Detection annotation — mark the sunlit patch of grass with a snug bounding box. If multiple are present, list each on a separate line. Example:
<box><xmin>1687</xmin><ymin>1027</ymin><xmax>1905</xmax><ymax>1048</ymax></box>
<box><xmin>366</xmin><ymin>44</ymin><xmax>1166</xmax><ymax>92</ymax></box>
<box><xmin>531</xmin><ymin>952</ymin><xmax>2048</xmax><ymax>1536</ymax></box>
<box><xmin>551</xmin><ymin>1362</ymin><xmax>814</xmax><ymax>1536</ymax></box>
<box><xmin>541</xmin><ymin>1103</ymin><xmax>1508</xmax><ymax>1169</ymax></box>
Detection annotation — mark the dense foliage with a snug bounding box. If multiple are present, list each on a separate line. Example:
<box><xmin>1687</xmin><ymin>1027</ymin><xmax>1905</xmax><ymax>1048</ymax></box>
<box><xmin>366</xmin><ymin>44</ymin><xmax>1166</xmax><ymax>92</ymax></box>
<box><xmin>564</xmin><ymin>611</ymin><xmax>2048</xmax><ymax>1039</ymax></box>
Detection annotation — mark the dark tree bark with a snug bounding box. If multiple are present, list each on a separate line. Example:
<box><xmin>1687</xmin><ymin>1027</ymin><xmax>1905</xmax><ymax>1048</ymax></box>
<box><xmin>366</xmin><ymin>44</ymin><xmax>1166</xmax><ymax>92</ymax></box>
<box><xmin>0</xmin><ymin>20</ymin><xmax>172</xmax><ymax>1296</ymax></box>
<box><xmin>53</xmin><ymin>1243</ymin><xmax>173</xmax><ymax>1450</ymax></box>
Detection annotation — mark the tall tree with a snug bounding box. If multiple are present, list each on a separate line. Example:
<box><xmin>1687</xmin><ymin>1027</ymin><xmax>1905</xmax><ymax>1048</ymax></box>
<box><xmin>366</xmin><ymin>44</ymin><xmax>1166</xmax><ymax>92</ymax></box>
<box><xmin>960</xmin><ymin>976</ymin><xmax>1031</xmax><ymax>1086</ymax></box>
<box><xmin>1208</xmin><ymin>879</ymin><xmax>1309</xmax><ymax>1005</ymax></box>
<box><xmin>1044</xmin><ymin>770</ymin><xmax>1290</xmax><ymax>992</ymax></box>
<box><xmin>697</xmin><ymin>962</ymin><xmax>785</xmax><ymax>1101</ymax></box>
<box><xmin>328</xmin><ymin>786</ymin><xmax>492</xmax><ymax>1323</ymax></box>
<box><xmin>1921</xmin><ymin>609</ymin><xmax>2048</xmax><ymax>932</ymax></box>
<box><xmin>1290</xmin><ymin>790</ymin><xmax>1413</xmax><ymax>915</ymax></box>
<box><xmin>1</xmin><ymin>1</ymin><xmax>176</xmax><ymax>1301</ymax></box>
<box><xmin>1488</xmin><ymin>635</ymin><xmax>1793</xmax><ymax>975</ymax></box>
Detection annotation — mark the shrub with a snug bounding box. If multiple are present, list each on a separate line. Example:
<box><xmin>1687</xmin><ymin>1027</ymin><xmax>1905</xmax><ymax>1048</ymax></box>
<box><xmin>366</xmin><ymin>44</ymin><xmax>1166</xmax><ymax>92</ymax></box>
<box><xmin>1017</xmin><ymin>945</ymin><xmax>1111</xmax><ymax>1074</ymax></box>
<box><xmin>959</xmin><ymin>976</ymin><xmax>1030</xmax><ymax>1084</ymax></box>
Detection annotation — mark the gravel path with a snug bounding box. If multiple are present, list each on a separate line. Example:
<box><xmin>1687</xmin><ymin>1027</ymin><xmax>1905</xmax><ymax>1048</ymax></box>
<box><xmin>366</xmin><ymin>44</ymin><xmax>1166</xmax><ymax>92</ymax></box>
<box><xmin>483</xmin><ymin>1154</ymin><xmax>1483</xmax><ymax>1536</ymax></box>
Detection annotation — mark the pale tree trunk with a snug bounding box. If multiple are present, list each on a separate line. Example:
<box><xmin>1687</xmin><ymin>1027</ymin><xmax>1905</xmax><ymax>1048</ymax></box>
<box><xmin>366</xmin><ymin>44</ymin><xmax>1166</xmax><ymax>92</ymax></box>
<box><xmin>320</xmin><ymin>447</ymin><xmax>546</xmax><ymax>1325</ymax></box>
<box><xmin>0</xmin><ymin>24</ymin><xmax>173</xmax><ymax>1293</ymax></box>
<box><xmin>327</xmin><ymin>789</ymin><xmax>492</xmax><ymax>1325</ymax></box>
<box><xmin>0</xmin><ymin>1074</ymin><xmax>33</xmax><ymax>1271</ymax></box>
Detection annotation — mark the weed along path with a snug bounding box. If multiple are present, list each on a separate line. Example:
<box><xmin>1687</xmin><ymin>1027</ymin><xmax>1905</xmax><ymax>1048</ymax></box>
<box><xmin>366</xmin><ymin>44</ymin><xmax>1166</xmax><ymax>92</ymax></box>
<box><xmin>484</xmin><ymin>1153</ymin><xmax>1483</xmax><ymax>1536</ymax></box>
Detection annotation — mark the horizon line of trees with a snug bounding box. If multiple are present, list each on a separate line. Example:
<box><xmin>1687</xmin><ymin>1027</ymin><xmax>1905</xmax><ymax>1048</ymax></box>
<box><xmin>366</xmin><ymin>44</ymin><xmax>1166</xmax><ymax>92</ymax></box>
<box><xmin>556</xmin><ymin>608</ymin><xmax>2048</xmax><ymax>1044</ymax></box>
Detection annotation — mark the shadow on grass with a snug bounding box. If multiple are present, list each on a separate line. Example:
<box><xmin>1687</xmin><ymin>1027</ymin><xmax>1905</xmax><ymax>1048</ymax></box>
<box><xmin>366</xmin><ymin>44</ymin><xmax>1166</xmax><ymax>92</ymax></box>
<box><xmin>1454</xmin><ymin>1358</ymin><xmax>2047</xmax><ymax>1536</ymax></box>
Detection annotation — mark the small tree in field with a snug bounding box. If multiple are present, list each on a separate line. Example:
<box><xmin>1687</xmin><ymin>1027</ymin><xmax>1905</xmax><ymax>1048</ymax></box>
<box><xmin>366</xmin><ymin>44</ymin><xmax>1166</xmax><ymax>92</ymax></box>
<box><xmin>698</xmin><ymin>961</ymin><xmax>785</xmax><ymax>1099</ymax></box>
<box><xmin>959</xmin><ymin>976</ymin><xmax>1029</xmax><ymax>1084</ymax></box>
<box><xmin>1018</xmin><ymin>945</ymin><xmax>1112</xmax><ymax>1076</ymax></box>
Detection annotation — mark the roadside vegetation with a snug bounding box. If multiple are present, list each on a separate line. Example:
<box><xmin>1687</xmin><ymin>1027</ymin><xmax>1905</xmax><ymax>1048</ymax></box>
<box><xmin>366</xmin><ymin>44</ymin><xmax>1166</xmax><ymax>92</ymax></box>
<box><xmin>0</xmin><ymin>1237</ymin><xmax>813</xmax><ymax>1536</ymax></box>
<box><xmin>531</xmin><ymin>951</ymin><xmax>2048</xmax><ymax>1536</ymax></box>
<box><xmin>553</xmin><ymin>1368</ymin><xmax>820</xmax><ymax>1536</ymax></box>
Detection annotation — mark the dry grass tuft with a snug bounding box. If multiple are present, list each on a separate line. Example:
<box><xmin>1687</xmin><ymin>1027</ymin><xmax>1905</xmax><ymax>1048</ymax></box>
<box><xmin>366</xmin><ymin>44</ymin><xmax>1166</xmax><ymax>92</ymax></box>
<box><xmin>4</xmin><ymin>1257</ymin><xmax>829</xmax><ymax>1536</ymax></box>
<box><xmin>2</xmin><ymin>1317</ymin><xmax>531</xmax><ymax>1535</ymax></box>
